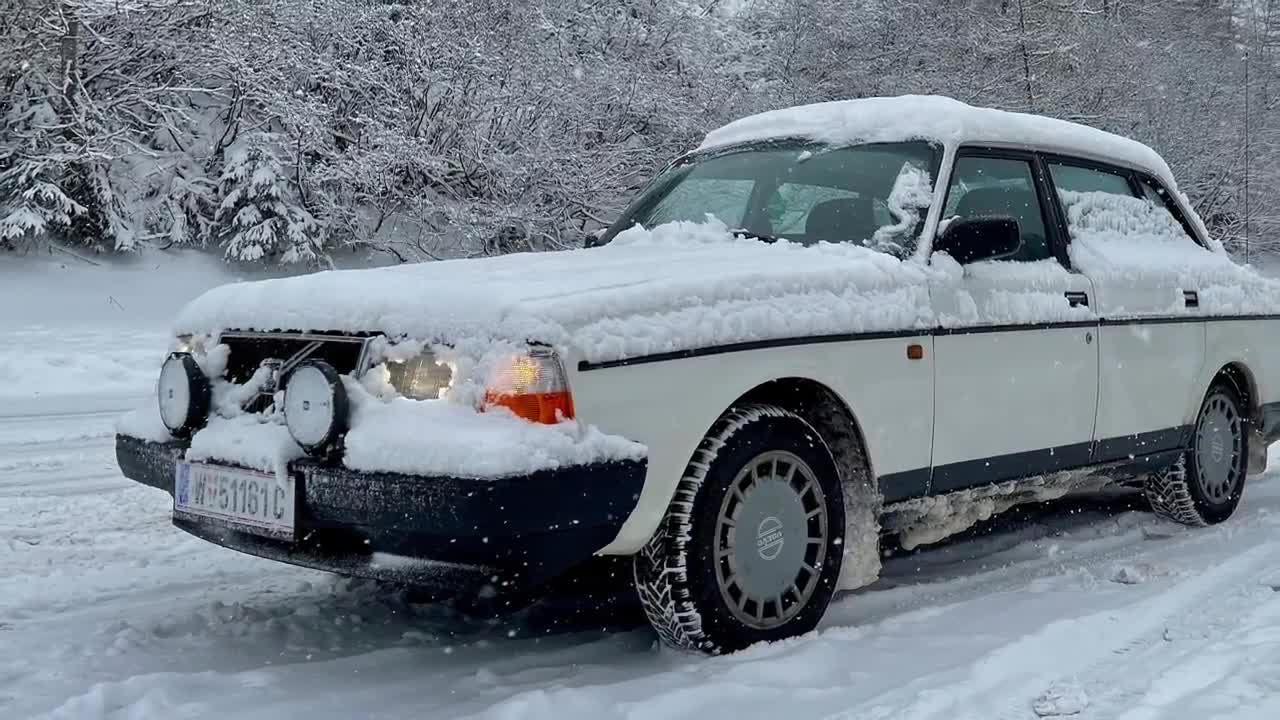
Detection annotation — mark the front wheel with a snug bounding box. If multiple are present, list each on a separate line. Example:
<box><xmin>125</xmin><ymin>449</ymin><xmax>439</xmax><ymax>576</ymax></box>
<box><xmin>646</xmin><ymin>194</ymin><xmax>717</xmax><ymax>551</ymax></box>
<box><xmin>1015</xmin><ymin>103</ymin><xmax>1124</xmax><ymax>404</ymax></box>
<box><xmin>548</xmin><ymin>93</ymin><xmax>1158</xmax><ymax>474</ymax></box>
<box><xmin>1145</xmin><ymin>383</ymin><xmax>1248</xmax><ymax>526</ymax></box>
<box><xmin>633</xmin><ymin>405</ymin><xmax>846</xmax><ymax>654</ymax></box>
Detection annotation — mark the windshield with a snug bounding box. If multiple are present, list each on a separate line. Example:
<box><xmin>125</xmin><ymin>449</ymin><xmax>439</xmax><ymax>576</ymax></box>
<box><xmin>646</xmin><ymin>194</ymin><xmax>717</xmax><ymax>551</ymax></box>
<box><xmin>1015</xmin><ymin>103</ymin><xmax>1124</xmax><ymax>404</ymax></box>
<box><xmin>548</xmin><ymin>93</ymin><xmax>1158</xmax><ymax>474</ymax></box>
<box><xmin>601</xmin><ymin>140</ymin><xmax>940</xmax><ymax>256</ymax></box>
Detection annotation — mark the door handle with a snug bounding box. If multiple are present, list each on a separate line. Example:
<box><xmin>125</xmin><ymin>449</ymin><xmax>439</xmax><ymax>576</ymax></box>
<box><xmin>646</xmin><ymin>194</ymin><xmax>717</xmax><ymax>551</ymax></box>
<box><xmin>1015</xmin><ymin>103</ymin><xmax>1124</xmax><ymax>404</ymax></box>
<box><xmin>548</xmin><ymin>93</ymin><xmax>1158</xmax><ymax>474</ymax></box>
<box><xmin>1065</xmin><ymin>291</ymin><xmax>1089</xmax><ymax>308</ymax></box>
<box><xmin>1184</xmin><ymin>290</ymin><xmax>1199</xmax><ymax>308</ymax></box>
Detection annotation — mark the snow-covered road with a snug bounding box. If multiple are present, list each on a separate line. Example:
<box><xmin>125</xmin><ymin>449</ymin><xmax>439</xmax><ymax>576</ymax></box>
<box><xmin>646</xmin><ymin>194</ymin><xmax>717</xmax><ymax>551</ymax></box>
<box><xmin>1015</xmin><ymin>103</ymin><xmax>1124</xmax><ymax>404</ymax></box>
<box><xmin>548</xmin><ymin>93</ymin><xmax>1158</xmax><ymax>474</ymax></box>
<box><xmin>5</xmin><ymin>398</ymin><xmax>1280</xmax><ymax>720</ymax></box>
<box><xmin>3</xmin><ymin>254</ymin><xmax>1280</xmax><ymax>719</ymax></box>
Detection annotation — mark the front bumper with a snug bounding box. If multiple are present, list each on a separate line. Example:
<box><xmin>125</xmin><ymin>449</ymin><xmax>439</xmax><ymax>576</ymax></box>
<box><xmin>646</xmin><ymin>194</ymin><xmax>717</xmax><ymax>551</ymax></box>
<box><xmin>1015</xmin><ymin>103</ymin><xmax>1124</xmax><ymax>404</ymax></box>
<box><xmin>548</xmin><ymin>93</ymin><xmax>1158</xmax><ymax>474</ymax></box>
<box><xmin>116</xmin><ymin>434</ymin><xmax>645</xmax><ymax>599</ymax></box>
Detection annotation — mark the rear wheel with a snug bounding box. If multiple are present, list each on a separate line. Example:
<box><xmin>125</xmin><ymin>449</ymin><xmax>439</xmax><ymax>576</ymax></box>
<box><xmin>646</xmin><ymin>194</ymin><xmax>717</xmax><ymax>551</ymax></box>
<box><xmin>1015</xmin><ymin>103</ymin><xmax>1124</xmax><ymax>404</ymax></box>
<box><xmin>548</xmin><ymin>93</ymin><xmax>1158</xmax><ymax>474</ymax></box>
<box><xmin>633</xmin><ymin>405</ymin><xmax>846</xmax><ymax>654</ymax></box>
<box><xmin>1145</xmin><ymin>384</ymin><xmax>1248</xmax><ymax>526</ymax></box>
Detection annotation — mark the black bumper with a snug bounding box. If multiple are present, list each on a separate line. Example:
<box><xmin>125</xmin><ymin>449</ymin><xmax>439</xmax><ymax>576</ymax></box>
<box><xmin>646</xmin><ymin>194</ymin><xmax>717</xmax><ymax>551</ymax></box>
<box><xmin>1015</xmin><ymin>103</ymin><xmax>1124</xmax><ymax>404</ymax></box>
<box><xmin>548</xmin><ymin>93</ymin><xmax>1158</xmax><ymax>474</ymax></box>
<box><xmin>116</xmin><ymin>434</ymin><xmax>645</xmax><ymax>599</ymax></box>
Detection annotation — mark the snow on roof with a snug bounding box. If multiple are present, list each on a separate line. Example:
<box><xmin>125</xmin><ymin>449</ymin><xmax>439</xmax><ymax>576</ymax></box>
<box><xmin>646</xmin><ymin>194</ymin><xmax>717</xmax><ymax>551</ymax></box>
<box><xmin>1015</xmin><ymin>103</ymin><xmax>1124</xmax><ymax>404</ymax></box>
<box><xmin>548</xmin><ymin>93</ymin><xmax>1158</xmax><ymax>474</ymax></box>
<box><xmin>698</xmin><ymin>95</ymin><xmax>1176</xmax><ymax>188</ymax></box>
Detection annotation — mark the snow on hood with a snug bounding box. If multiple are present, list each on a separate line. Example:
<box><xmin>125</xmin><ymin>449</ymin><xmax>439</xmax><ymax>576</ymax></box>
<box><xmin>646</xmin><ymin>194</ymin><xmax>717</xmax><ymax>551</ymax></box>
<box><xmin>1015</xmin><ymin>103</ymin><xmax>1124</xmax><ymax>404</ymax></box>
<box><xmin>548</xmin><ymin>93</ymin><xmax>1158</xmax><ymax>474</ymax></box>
<box><xmin>174</xmin><ymin>219</ymin><xmax>936</xmax><ymax>364</ymax></box>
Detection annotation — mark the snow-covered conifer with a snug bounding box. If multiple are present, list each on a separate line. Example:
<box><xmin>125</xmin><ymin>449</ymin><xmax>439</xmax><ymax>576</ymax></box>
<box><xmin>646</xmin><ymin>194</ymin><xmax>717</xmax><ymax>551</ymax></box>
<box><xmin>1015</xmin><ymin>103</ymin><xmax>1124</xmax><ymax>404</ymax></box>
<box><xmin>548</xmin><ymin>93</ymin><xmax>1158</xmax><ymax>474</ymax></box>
<box><xmin>213</xmin><ymin>134</ymin><xmax>325</xmax><ymax>264</ymax></box>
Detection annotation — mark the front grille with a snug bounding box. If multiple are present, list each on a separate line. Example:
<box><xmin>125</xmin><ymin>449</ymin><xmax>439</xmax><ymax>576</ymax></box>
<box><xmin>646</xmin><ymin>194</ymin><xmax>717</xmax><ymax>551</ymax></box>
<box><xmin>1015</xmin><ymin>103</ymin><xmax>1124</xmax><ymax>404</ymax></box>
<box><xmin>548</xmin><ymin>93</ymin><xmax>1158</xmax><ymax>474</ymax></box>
<box><xmin>219</xmin><ymin>332</ymin><xmax>369</xmax><ymax>385</ymax></box>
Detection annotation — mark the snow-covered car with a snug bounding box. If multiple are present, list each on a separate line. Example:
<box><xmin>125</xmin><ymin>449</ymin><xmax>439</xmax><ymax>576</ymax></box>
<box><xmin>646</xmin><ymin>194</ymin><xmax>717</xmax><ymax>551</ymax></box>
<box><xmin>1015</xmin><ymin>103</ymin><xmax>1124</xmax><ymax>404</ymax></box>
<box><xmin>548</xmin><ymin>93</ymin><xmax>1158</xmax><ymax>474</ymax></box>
<box><xmin>117</xmin><ymin>95</ymin><xmax>1280</xmax><ymax>654</ymax></box>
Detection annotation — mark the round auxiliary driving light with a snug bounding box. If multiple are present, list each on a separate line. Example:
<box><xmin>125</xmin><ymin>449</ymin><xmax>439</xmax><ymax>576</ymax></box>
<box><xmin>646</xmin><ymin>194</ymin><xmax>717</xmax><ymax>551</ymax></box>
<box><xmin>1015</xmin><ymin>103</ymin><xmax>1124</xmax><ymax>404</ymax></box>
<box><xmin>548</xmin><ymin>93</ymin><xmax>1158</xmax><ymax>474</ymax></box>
<box><xmin>157</xmin><ymin>352</ymin><xmax>211</xmax><ymax>438</ymax></box>
<box><xmin>283</xmin><ymin>359</ymin><xmax>349</xmax><ymax>455</ymax></box>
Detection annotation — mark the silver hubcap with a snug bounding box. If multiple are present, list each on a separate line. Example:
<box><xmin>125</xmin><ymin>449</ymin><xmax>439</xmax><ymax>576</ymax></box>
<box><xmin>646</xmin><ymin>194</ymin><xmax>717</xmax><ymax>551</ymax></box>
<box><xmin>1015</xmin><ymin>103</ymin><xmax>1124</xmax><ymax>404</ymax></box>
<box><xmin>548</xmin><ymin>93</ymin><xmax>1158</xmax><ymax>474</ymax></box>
<box><xmin>1195</xmin><ymin>392</ymin><xmax>1243</xmax><ymax>504</ymax></box>
<box><xmin>714</xmin><ymin>450</ymin><xmax>828</xmax><ymax>629</ymax></box>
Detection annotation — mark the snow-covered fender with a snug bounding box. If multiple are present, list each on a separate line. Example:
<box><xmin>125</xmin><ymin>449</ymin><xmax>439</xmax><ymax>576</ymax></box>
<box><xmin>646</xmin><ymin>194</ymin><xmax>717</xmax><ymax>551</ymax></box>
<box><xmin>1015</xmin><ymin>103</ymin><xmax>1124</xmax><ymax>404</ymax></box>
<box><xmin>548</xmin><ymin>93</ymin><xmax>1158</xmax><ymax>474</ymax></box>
<box><xmin>1198</xmin><ymin>318</ymin><xmax>1280</xmax><ymax>472</ymax></box>
<box><xmin>564</xmin><ymin>334</ymin><xmax>935</xmax><ymax>555</ymax></box>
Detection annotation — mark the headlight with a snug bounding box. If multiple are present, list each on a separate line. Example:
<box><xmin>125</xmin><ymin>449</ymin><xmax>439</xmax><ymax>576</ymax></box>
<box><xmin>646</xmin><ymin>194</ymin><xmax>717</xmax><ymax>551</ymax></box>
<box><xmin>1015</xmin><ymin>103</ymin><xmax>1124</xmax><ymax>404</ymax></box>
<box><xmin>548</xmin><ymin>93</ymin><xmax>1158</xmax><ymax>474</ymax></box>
<box><xmin>385</xmin><ymin>350</ymin><xmax>454</xmax><ymax>400</ymax></box>
<box><xmin>283</xmin><ymin>360</ymin><xmax>349</xmax><ymax>455</ymax></box>
<box><xmin>157</xmin><ymin>352</ymin><xmax>211</xmax><ymax>437</ymax></box>
<box><xmin>483</xmin><ymin>347</ymin><xmax>574</xmax><ymax>424</ymax></box>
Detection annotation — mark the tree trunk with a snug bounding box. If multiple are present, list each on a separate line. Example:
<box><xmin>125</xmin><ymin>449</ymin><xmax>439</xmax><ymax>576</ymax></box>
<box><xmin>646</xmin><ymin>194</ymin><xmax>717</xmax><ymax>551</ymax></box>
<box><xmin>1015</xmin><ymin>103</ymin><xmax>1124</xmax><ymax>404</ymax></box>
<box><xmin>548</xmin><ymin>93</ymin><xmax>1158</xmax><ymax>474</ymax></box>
<box><xmin>1015</xmin><ymin>0</ymin><xmax>1036</xmax><ymax>112</ymax></box>
<box><xmin>57</xmin><ymin>0</ymin><xmax>80</xmax><ymax>116</ymax></box>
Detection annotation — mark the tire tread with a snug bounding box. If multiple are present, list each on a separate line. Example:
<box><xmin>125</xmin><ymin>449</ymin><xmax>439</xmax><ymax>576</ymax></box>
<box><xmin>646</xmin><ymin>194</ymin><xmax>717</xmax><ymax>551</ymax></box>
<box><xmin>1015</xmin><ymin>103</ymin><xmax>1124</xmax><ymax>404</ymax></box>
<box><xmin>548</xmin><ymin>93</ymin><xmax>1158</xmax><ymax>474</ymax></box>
<box><xmin>1143</xmin><ymin>455</ymin><xmax>1208</xmax><ymax>527</ymax></box>
<box><xmin>633</xmin><ymin>404</ymin><xmax>802</xmax><ymax>654</ymax></box>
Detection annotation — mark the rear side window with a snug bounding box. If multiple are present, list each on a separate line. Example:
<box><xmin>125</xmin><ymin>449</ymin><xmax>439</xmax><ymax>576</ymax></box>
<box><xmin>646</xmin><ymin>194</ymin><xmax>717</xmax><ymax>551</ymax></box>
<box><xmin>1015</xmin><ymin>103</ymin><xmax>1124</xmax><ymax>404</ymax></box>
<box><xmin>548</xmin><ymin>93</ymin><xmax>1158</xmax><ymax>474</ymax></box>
<box><xmin>1048</xmin><ymin>162</ymin><xmax>1135</xmax><ymax>197</ymax></box>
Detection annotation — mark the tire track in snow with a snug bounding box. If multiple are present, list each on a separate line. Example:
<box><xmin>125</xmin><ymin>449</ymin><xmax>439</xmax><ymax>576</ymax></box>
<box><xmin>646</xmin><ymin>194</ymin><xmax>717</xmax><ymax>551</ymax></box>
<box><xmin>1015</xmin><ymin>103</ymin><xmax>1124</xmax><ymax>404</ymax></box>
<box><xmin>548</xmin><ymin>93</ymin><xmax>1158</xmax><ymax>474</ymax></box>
<box><xmin>820</xmin><ymin>513</ymin><xmax>1280</xmax><ymax>720</ymax></box>
<box><xmin>1032</xmin><ymin>541</ymin><xmax>1280</xmax><ymax>719</ymax></box>
<box><xmin>0</xmin><ymin>408</ymin><xmax>128</xmax><ymax>498</ymax></box>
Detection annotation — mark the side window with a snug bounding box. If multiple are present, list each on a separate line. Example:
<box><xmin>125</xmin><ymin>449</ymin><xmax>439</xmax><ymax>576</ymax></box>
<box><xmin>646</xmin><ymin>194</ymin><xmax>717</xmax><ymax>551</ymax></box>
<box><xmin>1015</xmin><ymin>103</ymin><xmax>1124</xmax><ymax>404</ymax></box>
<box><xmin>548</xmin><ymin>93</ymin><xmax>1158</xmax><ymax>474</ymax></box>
<box><xmin>944</xmin><ymin>156</ymin><xmax>1050</xmax><ymax>262</ymax></box>
<box><xmin>1138</xmin><ymin>178</ymin><xmax>1202</xmax><ymax>246</ymax></box>
<box><xmin>1047</xmin><ymin>162</ymin><xmax>1135</xmax><ymax>197</ymax></box>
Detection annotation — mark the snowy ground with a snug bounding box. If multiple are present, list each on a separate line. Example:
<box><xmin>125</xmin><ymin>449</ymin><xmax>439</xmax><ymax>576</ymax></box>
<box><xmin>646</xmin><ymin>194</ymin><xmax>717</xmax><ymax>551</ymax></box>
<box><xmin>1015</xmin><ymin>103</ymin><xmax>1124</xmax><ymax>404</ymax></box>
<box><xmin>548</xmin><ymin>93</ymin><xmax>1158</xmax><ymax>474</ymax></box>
<box><xmin>4</xmin><ymin>255</ymin><xmax>1280</xmax><ymax>719</ymax></box>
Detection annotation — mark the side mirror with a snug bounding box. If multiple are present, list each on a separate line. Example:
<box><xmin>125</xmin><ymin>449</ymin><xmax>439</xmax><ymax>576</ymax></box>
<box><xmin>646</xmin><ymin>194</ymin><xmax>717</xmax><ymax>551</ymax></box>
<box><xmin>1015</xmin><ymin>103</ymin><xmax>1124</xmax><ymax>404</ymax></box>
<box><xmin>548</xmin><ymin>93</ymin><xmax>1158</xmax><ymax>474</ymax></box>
<box><xmin>934</xmin><ymin>217</ymin><xmax>1022</xmax><ymax>264</ymax></box>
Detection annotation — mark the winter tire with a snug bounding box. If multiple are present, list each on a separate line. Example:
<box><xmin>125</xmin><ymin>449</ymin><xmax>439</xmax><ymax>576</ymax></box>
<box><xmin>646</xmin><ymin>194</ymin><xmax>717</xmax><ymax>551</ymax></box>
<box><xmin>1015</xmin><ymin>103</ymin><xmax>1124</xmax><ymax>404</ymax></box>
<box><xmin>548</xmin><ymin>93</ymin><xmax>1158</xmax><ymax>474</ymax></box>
<box><xmin>633</xmin><ymin>404</ymin><xmax>846</xmax><ymax>654</ymax></box>
<box><xmin>1145</xmin><ymin>383</ymin><xmax>1248</xmax><ymax>526</ymax></box>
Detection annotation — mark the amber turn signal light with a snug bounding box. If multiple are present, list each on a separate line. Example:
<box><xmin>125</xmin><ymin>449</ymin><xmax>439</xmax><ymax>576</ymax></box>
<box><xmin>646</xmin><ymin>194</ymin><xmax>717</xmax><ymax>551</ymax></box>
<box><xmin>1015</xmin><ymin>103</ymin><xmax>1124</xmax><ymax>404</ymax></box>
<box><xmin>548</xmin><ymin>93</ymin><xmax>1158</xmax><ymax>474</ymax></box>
<box><xmin>483</xmin><ymin>349</ymin><xmax>575</xmax><ymax>423</ymax></box>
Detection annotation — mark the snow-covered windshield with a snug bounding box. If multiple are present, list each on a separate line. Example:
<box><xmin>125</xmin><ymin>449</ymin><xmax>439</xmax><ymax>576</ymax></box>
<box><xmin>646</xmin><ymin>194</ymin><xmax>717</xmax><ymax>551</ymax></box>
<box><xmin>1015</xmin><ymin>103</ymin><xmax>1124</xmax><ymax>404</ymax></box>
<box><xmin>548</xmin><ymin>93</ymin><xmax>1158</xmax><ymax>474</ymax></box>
<box><xmin>602</xmin><ymin>141</ymin><xmax>940</xmax><ymax>257</ymax></box>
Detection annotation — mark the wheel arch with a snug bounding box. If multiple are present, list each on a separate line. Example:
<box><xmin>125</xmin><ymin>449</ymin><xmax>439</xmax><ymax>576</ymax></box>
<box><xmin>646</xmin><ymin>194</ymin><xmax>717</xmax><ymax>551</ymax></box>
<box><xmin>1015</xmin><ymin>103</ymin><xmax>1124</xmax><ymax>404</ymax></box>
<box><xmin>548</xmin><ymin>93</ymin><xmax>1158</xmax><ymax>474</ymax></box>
<box><xmin>730</xmin><ymin>376</ymin><xmax>877</xmax><ymax>488</ymax></box>
<box><xmin>1206</xmin><ymin>361</ymin><xmax>1264</xmax><ymax>474</ymax></box>
<box><xmin>1208</xmin><ymin>362</ymin><xmax>1258</xmax><ymax>424</ymax></box>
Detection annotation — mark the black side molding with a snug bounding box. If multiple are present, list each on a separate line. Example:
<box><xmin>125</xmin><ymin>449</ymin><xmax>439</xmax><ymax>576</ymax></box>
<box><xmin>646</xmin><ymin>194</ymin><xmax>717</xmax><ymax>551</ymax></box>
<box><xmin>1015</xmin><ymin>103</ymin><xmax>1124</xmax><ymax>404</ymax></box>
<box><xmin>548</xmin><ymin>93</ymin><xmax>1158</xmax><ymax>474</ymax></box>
<box><xmin>580</xmin><ymin>315</ymin><xmax>1280</xmax><ymax>372</ymax></box>
<box><xmin>879</xmin><ymin>426</ymin><xmax>1193</xmax><ymax>501</ymax></box>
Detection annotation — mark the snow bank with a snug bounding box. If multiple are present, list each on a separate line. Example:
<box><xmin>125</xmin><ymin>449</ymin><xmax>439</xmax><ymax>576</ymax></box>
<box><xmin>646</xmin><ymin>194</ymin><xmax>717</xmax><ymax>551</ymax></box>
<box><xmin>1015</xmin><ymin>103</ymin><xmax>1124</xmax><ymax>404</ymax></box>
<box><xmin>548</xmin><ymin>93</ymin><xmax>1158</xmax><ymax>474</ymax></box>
<box><xmin>173</xmin><ymin>219</ymin><xmax>938</xmax><ymax>365</ymax></box>
<box><xmin>0</xmin><ymin>251</ymin><xmax>259</xmax><ymax>417</ymax></box>
<box><xmin>698</xmin><ymin>95</ymin><xmax>1177</xmax><ymax>190</ymax></box>
<box><xmin>0</xmin><ymin>327</ymin><xmax>168</xmax><ymax>416</ymax></box>
<box><xmin>341</xmin><ymin>380</ymin><xmax>644</xmax><ymax>478</ymax></box>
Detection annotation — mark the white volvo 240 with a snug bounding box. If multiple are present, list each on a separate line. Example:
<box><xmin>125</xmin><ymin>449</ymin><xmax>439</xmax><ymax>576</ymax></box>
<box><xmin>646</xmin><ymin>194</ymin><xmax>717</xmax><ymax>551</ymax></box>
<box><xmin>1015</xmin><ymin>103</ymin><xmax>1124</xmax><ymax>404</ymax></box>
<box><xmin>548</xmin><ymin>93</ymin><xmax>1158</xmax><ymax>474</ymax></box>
<box><xmin>118</xmin><ymin>95</ymin><xmax>1280</xmax><ymax>653</ymax></box>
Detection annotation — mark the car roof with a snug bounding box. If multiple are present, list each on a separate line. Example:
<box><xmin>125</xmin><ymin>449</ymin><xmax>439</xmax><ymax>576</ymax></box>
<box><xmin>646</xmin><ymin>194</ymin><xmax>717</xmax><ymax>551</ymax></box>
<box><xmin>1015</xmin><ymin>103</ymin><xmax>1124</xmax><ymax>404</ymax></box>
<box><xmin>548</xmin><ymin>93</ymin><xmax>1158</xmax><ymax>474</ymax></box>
<box><xmin>698</xmin><ymin>95</ymin><xmax>1176</xmax><ymax>189</ymax></box>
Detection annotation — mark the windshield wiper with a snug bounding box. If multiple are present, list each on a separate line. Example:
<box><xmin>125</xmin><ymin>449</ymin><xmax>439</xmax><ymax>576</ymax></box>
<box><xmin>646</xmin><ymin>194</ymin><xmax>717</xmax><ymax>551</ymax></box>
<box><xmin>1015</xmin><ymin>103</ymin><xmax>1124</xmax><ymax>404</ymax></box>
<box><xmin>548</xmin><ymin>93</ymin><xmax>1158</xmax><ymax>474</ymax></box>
<box><xmin>729</xmin><ymin>228</ymin><xmax>780</xmax><ymax>244</ymax></box>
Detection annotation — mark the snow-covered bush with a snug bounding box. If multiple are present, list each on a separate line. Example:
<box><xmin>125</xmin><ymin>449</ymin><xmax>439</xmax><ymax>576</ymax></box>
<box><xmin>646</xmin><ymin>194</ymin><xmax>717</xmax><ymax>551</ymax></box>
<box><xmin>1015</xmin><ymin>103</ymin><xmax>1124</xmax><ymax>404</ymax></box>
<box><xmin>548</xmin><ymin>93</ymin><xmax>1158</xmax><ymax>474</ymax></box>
<box><xmin>2</xmin><ymin>0</ymin><xmax>1279</xmax><ymax>263</ymax></box>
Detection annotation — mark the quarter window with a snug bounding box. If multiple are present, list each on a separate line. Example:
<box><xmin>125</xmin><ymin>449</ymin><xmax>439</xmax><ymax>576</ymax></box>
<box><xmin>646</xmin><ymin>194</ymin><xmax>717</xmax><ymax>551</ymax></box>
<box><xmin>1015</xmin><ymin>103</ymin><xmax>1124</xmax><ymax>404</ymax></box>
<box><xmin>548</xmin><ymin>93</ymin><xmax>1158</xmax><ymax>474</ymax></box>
<box><xmin>1138</xmin><ymin>177</ymin><xmax>1201</xmax><ymax>246</ymax></box>
<box><xmin>943</xmin><ymin>156</ymin><xmax>1050</xmax><ymax>262</ymax></box>
<box><xmin>1047</xmin><ymin>162</ymin><xmax>1135</xmax><ymax>197</ymax></box>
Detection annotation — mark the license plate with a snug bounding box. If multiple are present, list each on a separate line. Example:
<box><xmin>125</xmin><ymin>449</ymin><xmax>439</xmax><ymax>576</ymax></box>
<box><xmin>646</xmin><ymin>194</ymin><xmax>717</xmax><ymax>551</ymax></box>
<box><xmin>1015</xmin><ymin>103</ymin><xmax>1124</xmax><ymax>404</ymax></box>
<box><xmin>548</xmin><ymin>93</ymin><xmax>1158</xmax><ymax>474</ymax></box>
<box><xmin>174</xmin><ymin>462</ymin><xmax>295</xmax><ymax>539</ymax></box>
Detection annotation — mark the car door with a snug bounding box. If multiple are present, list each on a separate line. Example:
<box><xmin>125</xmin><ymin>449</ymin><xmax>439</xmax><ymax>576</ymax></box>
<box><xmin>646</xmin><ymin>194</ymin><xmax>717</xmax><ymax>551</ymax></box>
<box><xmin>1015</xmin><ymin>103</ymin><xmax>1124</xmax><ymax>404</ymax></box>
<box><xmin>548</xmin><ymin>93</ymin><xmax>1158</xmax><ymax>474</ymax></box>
<box><xmin>929</xmin><ymin>150</ymin><xmax>1100</xmax><ymax>493</ymax></box>
<box><xmin>1047</xmin><ymin>161</ymin><xmax>1207</xmax><ymax>459</ymax></box>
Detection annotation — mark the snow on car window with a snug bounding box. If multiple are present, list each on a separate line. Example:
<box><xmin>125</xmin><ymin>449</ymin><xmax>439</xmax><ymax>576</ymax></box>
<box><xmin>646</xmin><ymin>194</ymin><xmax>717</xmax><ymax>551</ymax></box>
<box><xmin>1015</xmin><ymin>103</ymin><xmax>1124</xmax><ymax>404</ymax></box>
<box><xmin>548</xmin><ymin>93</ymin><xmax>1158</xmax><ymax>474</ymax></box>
<box><xmin>1061</xmin><ymin>189</ymin><xmax>1217</xmax><ymax>278</ymax></box>
<box><xmin>870</xmin><ymin>162</ymin><xmax>933</xmax><ymax>256</ymax></box>
<box><xmin>602</xmin><ymin>141</ymin><xmax>939</xmax><ymax>257</ymax></box>
<box><xmin>1059</xmin><ymin>189</ymin><xmax>1195</xmax><ymax>248</ymax></box>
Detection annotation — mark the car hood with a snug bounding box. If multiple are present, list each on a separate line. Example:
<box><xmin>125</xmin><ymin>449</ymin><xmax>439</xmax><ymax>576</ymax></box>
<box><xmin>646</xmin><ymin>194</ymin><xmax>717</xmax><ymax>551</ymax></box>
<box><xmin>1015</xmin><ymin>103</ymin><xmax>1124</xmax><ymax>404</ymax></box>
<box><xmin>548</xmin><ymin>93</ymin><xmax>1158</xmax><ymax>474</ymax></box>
<box><xmin>174</xmin><ymin>220</ymin><xmax>935</xmax><ymax>365</ymax></box>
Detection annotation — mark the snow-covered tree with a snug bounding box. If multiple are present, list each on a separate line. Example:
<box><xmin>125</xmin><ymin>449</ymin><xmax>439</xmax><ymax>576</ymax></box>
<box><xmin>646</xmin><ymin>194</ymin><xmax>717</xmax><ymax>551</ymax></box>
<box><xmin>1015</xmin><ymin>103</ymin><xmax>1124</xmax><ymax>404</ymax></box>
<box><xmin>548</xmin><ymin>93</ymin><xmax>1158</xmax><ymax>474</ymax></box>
<box><xmin>213</xmin><ymin>134</ymin><xmax>325</xmax><ymax>265</ymax></box>
<box><xmin>3</xmin><ymin>0</ymin><xmax>1280</xmax><ymax>263</ymax></box>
